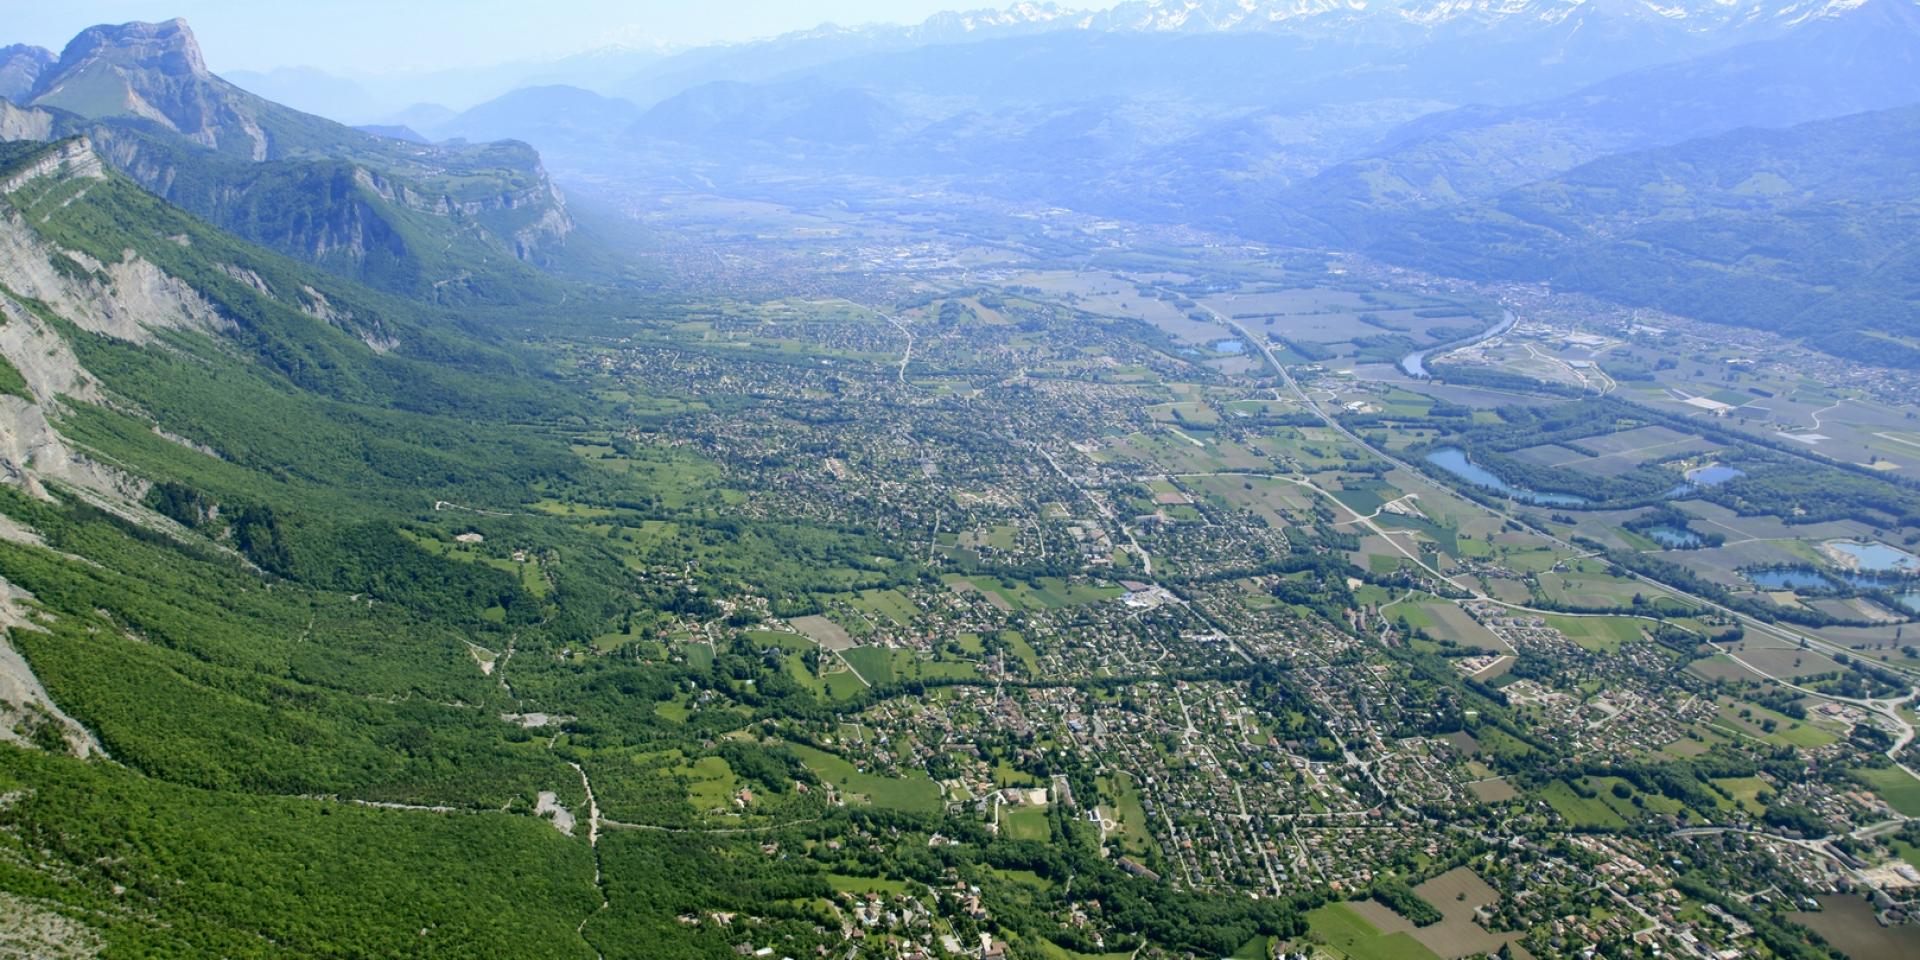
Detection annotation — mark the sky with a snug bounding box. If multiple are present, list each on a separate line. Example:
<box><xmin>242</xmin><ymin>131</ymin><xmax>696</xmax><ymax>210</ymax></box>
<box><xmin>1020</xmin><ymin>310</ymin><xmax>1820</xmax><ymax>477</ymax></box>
<box><xmin>4</xmin><ymin>0</ymin><xmax>1077</xmax><ymax>74</ymax></box>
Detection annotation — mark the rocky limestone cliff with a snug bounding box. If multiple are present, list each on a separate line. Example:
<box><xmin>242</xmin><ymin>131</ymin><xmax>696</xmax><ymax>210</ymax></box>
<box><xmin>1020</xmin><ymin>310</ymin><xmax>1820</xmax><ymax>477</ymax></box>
<box><xmin>7</xmin><ymin>19</ymin><xmax>573</xmax><ymax>293</ymax></box>
<box><xmin>0</xmin><ymin>99</ymin><xmax>54</xmax><ymax>144</ymax></box>
<box><xmin>56</xmin><ymin>17</ymin><xmax>207</xmax><ymax>79</ymax></box>
<box><xmin>32</xmin><ymin>18</ymin><xmax>267</xmax><ymax>159</ymax></box>
<box><xmin>0</xmin><ymin>139</ymin><xmax>229</xmax><ymax>506</ymax></box>
<box><xmin>0</xmin><ymin>136</ymin><xmax>101</xmax><ymax>192</ymax></box>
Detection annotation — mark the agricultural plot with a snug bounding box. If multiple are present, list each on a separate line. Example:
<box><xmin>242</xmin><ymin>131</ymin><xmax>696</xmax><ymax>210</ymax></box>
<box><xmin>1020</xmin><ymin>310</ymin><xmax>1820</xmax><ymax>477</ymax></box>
<box><xmin>943</xmin><ymin>574</ymin><xmax>1123</xmax><ymax>612</ymax></box>
<box><xmin>1854</xmin><ymin>766</ymin><xmax>1920</xmax><ymax>817</ymax></box>
<box><xmin>848</xmin><ymin>588</ymin><xmax>920</xmax><ymax>627</ymax></box>
<box><xmin>1467</xmin><ymin>778</ymin><xmax>1519</xmax><ymax>803</ymax></box>
<box><xmin>1012</xmin><ymin>270</ymin><xmax>1219</xmax><ymax>341</ymax></box>
<box><xmin>1205</xmin><ymin>288</ymin><xmax>1485</xmax><ymax>349</ymax></box>
<box><xmin>1407</xmin><ymin>867</ymin><xmax>1520</xmax><ymax>959</ymax></box>
<box><xmin>1182</xmin><ymin>474</ymin><xmax>1311</xmax><ymax>528</ymax></box>
<box><xmin>1537</xmin><ymin>779</ymin><xmax>1629</xmax><ymax>828</ymax></box>
<box><xmin>1303</xmin><ymin>902</ymin><xmax>1441</xmax><ymax>960</ymax></box>
<box><xmin>1570</xmin><ymin>425</ymin><xmax>1716</xmax><ymax>463</ymax></box>
<box><xmin>1108</xmin><ymin>429</ymin><xmax>1274</xmax><ymax>474</ymax></box>
<box><xmin>841</xmin><ymin>646</ymin><xmax>983</xmax><ymax>686</ymax></box>
<box><xmin>1541</xmin><ymin>615</ymin><xmax>1647</xmax><ymax>653</ymax></box>
<box><xmin>1146</xmin><ymin>401</ymin><xmax>1221</xmax><ymax>426</ymax></box>
<box><xmin>1710</xmin><ymin>698</ymin><xmax>1838</xmax><ymax>749</ymax></box>
<box><xmin>1395</xmin><ymin>602</ymin><xmax>1505</xmax><ymax>653</ymax></box>
<box><xmin>1715</xmin><ymin>638</ymin><xmax>1841</xmax><ymax>680</ymax></box>
<box><xmin>787</xmin><ymin>743</ymin><xmax>942</xmax><ymax>814</ymax></box>
<box><xmin>1687</xmin><ymin>655</ymin><xmax>1763</xmax><ymax>684</ymax></box>
<box><xmin>790</xmin><ymin>615</ymin><xmax>857</xmax><ymax>651</ymax></box>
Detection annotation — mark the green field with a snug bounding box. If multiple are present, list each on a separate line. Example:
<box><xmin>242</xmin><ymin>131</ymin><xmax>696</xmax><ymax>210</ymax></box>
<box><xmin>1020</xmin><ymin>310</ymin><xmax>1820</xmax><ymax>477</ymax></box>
<box><xmin>840</xmin><ymin>646</ymin><xmax>984</xmax><ymax>686</ymax></box>
<box><xmin>1856</xmin><ymin>766</ymin><xmax>1920</xmax><ymax>817</ymax></box>
<box><xmin>1713</xmin><ymin>700</ymin><xmax>1838</xmax><ymax>749</ymax></box>
<box><xmin>1712</xmin><ymin>776</ymin><xmax>1771</xmax><ymax>816</ymax></box>
<box><xmin>952</xmin><ymin>575</ymin><xmax>1125</xmax><ymax>611</ymax></box>
<box><xmin>826</xmin><ymin>874</ymin><xmax>912</xmax><ymax>896</ymax></box>
<box><xmin>849</xmin><ymin>587</ymin><xmax>920</xmax><ymax>625</ymax></box>
<box><xmin>1098</xmin><ymin>772</ymin><xmax>1152</xmax><ymax>857</ymax></box>
<box><xmin>1001</xmin><ymin>803</ymin><xmax>1052</xmax><ymax>841</ymax></box>
<box><xmin>1537</xmin><ymin>779</ymin><xmax>1629</xmax><ymax>828</ymax></box>
<box><xmin>1304</xmin><ymin>903</ymin><xmax>1442</xmax><ymax>960</ymax></box>
<box><xmin>1544</xmin><ymin>615</ymin><xmax>1646</xmax><ymax>652</ymax></box>
<box><xmin>787</xmin><ymin>743</ymin><xmax>942</xmax><ymax>814</ymax></box>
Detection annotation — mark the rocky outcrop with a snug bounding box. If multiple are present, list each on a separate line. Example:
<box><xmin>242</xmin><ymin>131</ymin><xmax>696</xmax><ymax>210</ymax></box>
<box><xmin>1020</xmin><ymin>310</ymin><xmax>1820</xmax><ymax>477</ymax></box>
<box><xmin>56</xmin><ymin>18</ymin><xmax>207</xmax><ymax>80</ymax></box>
<box><xmin>0</xmin><ymin>140</ymin><xmax>227</xmax><ymax>506</ymax></box>
<box><xmin>0</xmin><ymin>142</ymin><xmax>229</xmax><ymax>344</ymax></box>
<box><xmin>0</xmin><ymin>137</ymin><xmax>101</xmax><ymax>192</ymax></box>
<box><xmin>0</xmin><ymin>575</ymin><xmax>105</xmax><ymax>758</ymax></box>
<box><xmin>30</xmin><ymin>18</ymin><xmax>268</xmax><ymax>160</ymax></box>
<box><xmin>0</xmin><ymin>99</ymin><xmax>54</xmax><ymax>142</ymax></box>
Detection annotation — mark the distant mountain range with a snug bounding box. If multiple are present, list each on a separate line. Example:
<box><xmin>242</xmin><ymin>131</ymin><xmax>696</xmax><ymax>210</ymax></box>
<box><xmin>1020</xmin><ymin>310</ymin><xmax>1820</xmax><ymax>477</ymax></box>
<box><xmin>0</xmin><ymin>20</ymin><xmax>572</xmax><ymax>301</ymax></box>
<box><xmin>5</xmin><ymin>2</ymin><xmax>1918</xmax><ymax>363</ymax></box>
<box><xmin>177</xmin><ymin>0</ymin><xmax>1883</xmax><ymax>123</ymax></box>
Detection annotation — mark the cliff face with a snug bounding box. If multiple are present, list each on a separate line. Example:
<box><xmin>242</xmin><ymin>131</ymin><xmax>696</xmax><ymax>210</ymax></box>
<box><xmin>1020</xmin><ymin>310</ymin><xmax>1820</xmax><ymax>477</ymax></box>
<box><xmin>6</xmin><ymin>19</ymin><xmax>573</xmax><ymax>299</ymax></box>
<box><xmin>0</xmin><ymin>136</ymin><xmax>102</xmax><ymax>192</ymax></box>
<box><xmin>0</xmin><ymin>138</ymin><xmax>211</xmax><ymax>506</ymax></box>
<box><xmin>0</xmin><ymin>100</ymin><xmax>53</xmax><ymax>142</ymax></box>
<box><xmin>31</xmin><ymin>18</ymin><xmax>268</xmax><ymax>159</ymax></box>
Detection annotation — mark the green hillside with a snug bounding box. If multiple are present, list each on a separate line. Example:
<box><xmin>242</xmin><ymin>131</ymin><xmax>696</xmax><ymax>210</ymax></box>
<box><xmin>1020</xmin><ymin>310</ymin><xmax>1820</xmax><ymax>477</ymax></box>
<box><xmin>1368</xmin><ymin>106</ymin><xmax>1920</xmax><ymax>366</ymax></box>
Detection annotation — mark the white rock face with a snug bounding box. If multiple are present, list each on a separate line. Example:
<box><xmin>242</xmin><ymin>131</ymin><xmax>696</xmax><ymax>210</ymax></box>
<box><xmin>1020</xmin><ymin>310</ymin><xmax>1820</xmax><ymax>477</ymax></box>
<box><xmin>0</xmin><ymin>576</ymin><xmax>105</xmax><ymax>757</ymax></box>
<box><xmin>0</xmin><ymin>138</ymin><xmax>100</xmax><ymax>193</ymax></box>
<box><xmin>0</xmin><ymin>100</ymin><xmax>54</xmax><ymax>142</ymax></box>
<box><xmin>0</xmin><ymin>296</ymin><xmax>101</xmax><ymax>405</ymax></box>
<box><xmin>0</xmin><ymin>141</ymin><xmax>220</xmax><ymax>503</ymax></box>
<box><xmin>0</xmin><ymin>149</ymin><xmax>229</xmax><ymax>345</ymax></box>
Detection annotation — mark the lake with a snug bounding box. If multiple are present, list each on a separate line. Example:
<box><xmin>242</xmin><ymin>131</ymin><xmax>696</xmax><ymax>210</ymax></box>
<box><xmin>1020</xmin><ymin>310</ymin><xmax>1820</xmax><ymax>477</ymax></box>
<box><xmin>1828</xmin><ymin>540</ymin><xmax>1920</xmax><ymax>573</ymax></box>
<box><xmin>1425</xmin><ymin>447</ymin><xmax>1590</xmax><ymax>507</ymax></box>
<box><xmin>1661</xmin><ymin>464</ymin><xmax>1746</xmax><ymax>499</ymax></box>
<box><xmin>1745</xmin><ymin>567</ymin><xmax>1840</xmax><ymax>591</ymax></box>
<box><xmin>1211</xmin><ymin>338</ymin><xmax>1246</xmax><ymax>355</ymax></box>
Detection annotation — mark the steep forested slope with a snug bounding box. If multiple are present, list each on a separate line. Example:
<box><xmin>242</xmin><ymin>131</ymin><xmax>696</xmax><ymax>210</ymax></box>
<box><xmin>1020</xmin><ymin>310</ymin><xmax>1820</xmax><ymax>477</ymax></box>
<box><xmin>0</xmin><ymin>135</ymin><xmax>618</xmax><ymax>955</ymax></box>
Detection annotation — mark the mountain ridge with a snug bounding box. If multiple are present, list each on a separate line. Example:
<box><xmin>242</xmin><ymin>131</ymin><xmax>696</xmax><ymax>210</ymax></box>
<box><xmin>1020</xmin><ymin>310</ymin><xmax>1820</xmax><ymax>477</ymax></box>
<box><xmin>3</xmin><ymin>19</ymin><xmax>574</xmax><ymax>301</ymax></box>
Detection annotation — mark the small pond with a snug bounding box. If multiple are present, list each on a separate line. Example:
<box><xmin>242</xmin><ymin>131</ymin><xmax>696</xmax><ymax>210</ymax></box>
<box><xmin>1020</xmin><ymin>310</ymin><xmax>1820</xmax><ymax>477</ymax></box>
<box><xmin>1745</xmin><ymin>567</ymin><xmax>1840</xmax><ymax>592</ymax></box>
<box><xmin>1643</xmin><ymin>525</ymin><xmax>1703</xmax><ymax>549</ymax></box>
<box><xmin>1684</xmin><ymin>464</ymin><xmax>1744</xmax><ymax>486</ymax></box>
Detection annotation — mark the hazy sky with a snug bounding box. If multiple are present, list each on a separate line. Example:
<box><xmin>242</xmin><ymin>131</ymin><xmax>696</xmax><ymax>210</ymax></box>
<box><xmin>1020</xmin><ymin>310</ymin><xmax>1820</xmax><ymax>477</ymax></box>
<box><xmin>7</xmin><ymin>0</ymin><xmax>1092</xmax><ymax>74</ymax></box>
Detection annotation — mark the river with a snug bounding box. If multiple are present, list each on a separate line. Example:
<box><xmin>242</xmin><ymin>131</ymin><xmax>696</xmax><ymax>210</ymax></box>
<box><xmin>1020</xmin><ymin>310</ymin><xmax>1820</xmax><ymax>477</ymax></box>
<box><xmin>1400</xmin><ymin>309</ymin><xmax>1518</xmax><ymax>379</ymax></box>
